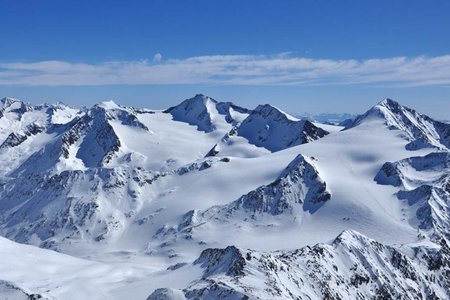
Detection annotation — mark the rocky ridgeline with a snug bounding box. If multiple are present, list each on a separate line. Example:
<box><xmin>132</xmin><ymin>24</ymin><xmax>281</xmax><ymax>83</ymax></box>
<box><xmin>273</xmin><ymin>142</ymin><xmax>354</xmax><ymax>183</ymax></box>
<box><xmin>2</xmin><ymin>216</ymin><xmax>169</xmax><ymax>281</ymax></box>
<box><xmin>234</xmin><ymin>104</ymin><xmax>329</xmax><ymax>152</ymax></box>
<box><xmin>155</xmin><ymin>154</ymin><xmax>330</xmax><ymax>245</ymax></box>
<box><xmin>148</xmin><ymin>230</ymin><xmax>450</xmax><ymax>300</ymax></box>
<box><xmin>348</xmin><ymin>99</ymin><xmax>450</xmax><ymax>151</ymax></box>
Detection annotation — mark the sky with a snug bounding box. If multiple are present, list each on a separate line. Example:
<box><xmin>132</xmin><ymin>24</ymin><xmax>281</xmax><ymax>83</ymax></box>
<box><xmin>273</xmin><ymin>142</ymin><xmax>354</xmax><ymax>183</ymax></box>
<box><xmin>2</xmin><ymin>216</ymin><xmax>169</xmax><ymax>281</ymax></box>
<box><xmin>1</xmin><ymin>0</ymin><xmax>449</xmax><ymax>119</ymax></box>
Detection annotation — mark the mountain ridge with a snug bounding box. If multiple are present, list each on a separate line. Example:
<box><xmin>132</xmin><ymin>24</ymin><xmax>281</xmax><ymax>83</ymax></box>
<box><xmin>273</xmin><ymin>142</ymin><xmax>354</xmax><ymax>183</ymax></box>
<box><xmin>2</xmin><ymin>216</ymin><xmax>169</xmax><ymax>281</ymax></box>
<box><xmin>0</xmin><ymin>95</ymin><xmax>449</xmax><ymax>299</ymax></box>
<box><xmin>347</xmin><ymin>98</ymin><xmax>450</xmax><ymax>150</ymax></box>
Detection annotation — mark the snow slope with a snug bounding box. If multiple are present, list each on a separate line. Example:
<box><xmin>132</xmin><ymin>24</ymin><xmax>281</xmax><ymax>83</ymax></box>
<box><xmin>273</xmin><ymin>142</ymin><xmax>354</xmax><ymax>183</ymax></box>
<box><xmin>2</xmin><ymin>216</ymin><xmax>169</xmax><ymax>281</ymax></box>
<box><xmin>347</xmin><ymin>98</ymin><xmax>450</xmax><ymax>150</ymax></box>
<box><xmin>206</xmin><ymin>103</ymin><xmax>331</xmax><ymax>158</ymax></box>
<box><xmin>232</xmin><ymin>104</ymin><xmax>329</xmax><ymax>152</ymax></box>
<box><xmin>149</xmin><ymin>231</ymin><xmax>449</xmax><ymax>299</ymax></box>
<box><xmin>0</xmin><ymin>96</ymin><xmax>449</xmax><ymax>299</ymax></box>
<box><xmin>375</xmin><ymin>151</ymin><xmax>450</xmax><ymax>239</ymax></box>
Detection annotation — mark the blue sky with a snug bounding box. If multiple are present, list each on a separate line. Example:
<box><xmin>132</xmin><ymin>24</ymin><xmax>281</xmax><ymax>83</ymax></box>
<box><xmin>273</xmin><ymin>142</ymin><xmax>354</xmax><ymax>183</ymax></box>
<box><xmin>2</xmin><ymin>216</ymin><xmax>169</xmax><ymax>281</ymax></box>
<box><xmin>1</xmin><ymin>0</ymin><xmax>449</xmax><ymax>118</ymax></box>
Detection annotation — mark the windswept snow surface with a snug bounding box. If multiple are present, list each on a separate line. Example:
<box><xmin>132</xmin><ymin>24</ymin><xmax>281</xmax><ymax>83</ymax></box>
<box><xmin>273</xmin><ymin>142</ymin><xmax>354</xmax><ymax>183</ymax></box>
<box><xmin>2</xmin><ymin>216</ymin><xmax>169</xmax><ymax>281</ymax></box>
<box><xmin>0</xmin><ymin>96</ymin><xmax>449</xmax><ymax>299</ymax></box>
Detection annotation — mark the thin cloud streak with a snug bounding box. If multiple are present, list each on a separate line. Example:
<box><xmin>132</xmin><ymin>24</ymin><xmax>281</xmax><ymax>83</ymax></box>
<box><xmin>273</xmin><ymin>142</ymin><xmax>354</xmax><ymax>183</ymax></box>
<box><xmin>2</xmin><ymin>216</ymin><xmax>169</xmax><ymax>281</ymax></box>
<box><xmin>1</xmin><ymin>54</ymin><xmax>450</xmax><ymax>87</ymax></box>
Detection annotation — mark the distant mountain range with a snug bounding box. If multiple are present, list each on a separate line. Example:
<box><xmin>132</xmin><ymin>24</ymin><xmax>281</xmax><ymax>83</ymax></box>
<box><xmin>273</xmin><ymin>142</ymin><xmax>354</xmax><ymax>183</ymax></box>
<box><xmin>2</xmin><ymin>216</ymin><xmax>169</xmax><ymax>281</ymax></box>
<box><xmin>296</xmin><ymin>112</ymin><xmax>356</xmax><ymax>125</ymax></box>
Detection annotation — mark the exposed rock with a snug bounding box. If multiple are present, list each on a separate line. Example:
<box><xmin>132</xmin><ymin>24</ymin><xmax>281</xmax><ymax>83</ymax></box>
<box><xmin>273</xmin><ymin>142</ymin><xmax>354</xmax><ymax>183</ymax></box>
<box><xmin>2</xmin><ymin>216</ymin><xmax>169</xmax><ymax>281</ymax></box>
<box><xmin>236</xmin><ymin>104</ymin><xmax>329</xmax><ymax>152</ymax></box>
<box><xmin>348</xmin><ymin>99</ymin><xmax>450</xmax><ymax>150</ymax></box>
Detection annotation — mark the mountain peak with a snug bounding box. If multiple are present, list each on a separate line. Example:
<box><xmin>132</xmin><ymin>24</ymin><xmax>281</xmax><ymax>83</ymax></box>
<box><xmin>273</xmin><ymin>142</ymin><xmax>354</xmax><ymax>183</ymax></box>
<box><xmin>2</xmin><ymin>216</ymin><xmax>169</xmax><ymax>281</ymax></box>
<box><xmin>254</xmin><ymin>104</ymin><xmax>299</xmax><ymax>121</ymax></box>
<box><xmin>373</xmin><ymin>98</ymin><xmax>403</xmax><ymax>113</ymax></box>
<box><xmin>347</xmin><ymin>99</ymin><xmax>450</xmax><ymax>150</ymax></box>
<box><xmin>1</xmin><ymin>97</ymin><xmax>24</xmax><ymax>107</ymax></box>
<box><xmin>332</xmin><ymin>229</ymin><xmax>368</xmax><ymax>245</ymax></box>
<box><xmin>166</xmin><ymin>94</ymin><xmax>218</xmax><ymax>112</ymax></box>
<box><xmin>165</xmin><ymin>95</ymin><xmax>220</xmax><ymax>132</ymax></box>
<box><xmin>177</xmin><ymin>94</ymin><xmax>218</xmax><ymax>108</ymax></box>
<box><xmin>235</xmin><ymin>106</ymin><xmax>329</xmax><ymax>152</ymax></box>
<box><xmin>239</xmin><ymin>153</ymin><xmax>330</xmax><ymax>215</ymax></box>
<box><xmin>377</xmin><ymin>98</ymin><xmax>398</xmax><ymax>106</ymax></box>
<box><xmin>193</xmin><ymin>93</ymin><xmax>214</xmax><ymax>101</ymax></box>
<box><xmin>95</xmin><ymin>100</ymin><xmax>120</xmax><ymax>110</ymax></box>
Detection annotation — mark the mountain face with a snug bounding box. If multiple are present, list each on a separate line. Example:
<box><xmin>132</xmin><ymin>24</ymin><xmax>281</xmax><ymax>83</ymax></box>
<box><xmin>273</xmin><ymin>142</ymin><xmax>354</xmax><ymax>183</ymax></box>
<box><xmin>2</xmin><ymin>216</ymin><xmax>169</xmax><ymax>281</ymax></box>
<box><xmin>347</xmin><ymin>99</ymin><xmax>450</xmax><ymax>150</ymax></box>
<box><xmin>0</xmin><ymin>97</ymin><xmax>81</xmax><ymax>144</ymax></box>
<box><xmin>149</xmin><ymin>231</ymin><xmax>450</xmax><ymax>300</ymax></box>
<box><xmin>375</xmin><ymin>152</ymin><xmax>450</xmax><ymax>239</ymax></box>
<box><xmin>235</xmin><ymin>104</ymin><xmax>329</xmax><ymax>152</ymax></box>
<box><xmin>225</xmin><ymin>154</ymin><xmax>330</xmax><ymax>216</ymax></box>
<box><xmin>0</xmin><ymin>96</ymin><xmax>449</xmax><ymax>299</ymax></box>
<box><xmin>0</xmin><ymin>122</ymin><xmax>45</xmax><ymax>149</ymax></box>
<box><xmin>165</xmin><ymin>94</ymin><xmax>249</xmax><ymax>133</ymax></box>
<box><xmin>208</xmin><ymin>154</ymin><xmax>330</xmax><ymax>217</ymax></box>
<box><xmin>165</xmin><ymin>94</ymin><xmax>219</xmax><ymax>133</ymax></box>
<box><xmin>154</xmin><ymin>154</ymin><xmax>330</xmax><ymax>245</ymax></box>
<box><xmin>206</xmin><ymin>104</ymin><xmax>330</xmax><ymax>157</ymax></box>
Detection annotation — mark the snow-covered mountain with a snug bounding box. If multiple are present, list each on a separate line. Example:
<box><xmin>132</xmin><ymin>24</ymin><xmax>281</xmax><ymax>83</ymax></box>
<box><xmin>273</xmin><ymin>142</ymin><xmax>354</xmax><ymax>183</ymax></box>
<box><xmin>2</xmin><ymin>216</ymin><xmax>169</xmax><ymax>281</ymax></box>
<box><xmin>375</xmin><ymin>151</ymin><xmax>450</xmax><ymax>240</ymax></box>
<box><xmin>234</xmin><ymin>104</ymin><xmax>329</xmax><ymax>151</ymax></box>
<box><xmin>165</xmin><ymin>94</ymin><xmax>250</xmax><ymax>133</ymax></box>
<box><xmin>0</xmin><ymin>96</ymin><xmax>449</xmax><ymax>299</ymax></box>
<box><xmin>149</xmin><ymin>231</ymin><xmax>450</xmax><ymax>299</ymax></box>
<box><xmin>347</xmin><ymin>98</ymin><xmax>450</xmax><ymax>150</ymax></box>
<box><xmin>207</xmin><ymin>104</ymin><xmax>329</xmax><ymax>157</ymax></box>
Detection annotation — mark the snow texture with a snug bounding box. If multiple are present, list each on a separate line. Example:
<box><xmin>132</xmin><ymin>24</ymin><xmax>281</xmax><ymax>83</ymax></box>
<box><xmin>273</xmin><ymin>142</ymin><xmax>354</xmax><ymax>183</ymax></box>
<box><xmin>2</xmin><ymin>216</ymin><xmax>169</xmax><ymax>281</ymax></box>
<box><xmin>0</xmin><ymin>96</ymin><xmax>448</xmax><ymax>299</ymax></box>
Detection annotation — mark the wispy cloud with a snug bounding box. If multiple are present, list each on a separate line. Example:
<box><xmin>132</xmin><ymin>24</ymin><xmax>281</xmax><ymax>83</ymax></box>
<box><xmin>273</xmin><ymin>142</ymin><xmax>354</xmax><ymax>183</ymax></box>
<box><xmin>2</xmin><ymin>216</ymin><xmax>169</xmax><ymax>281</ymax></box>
<box><xmin>1</xmin><ymin>54</ymin><xmax>450</xmax><ymax>87</ymax></box>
